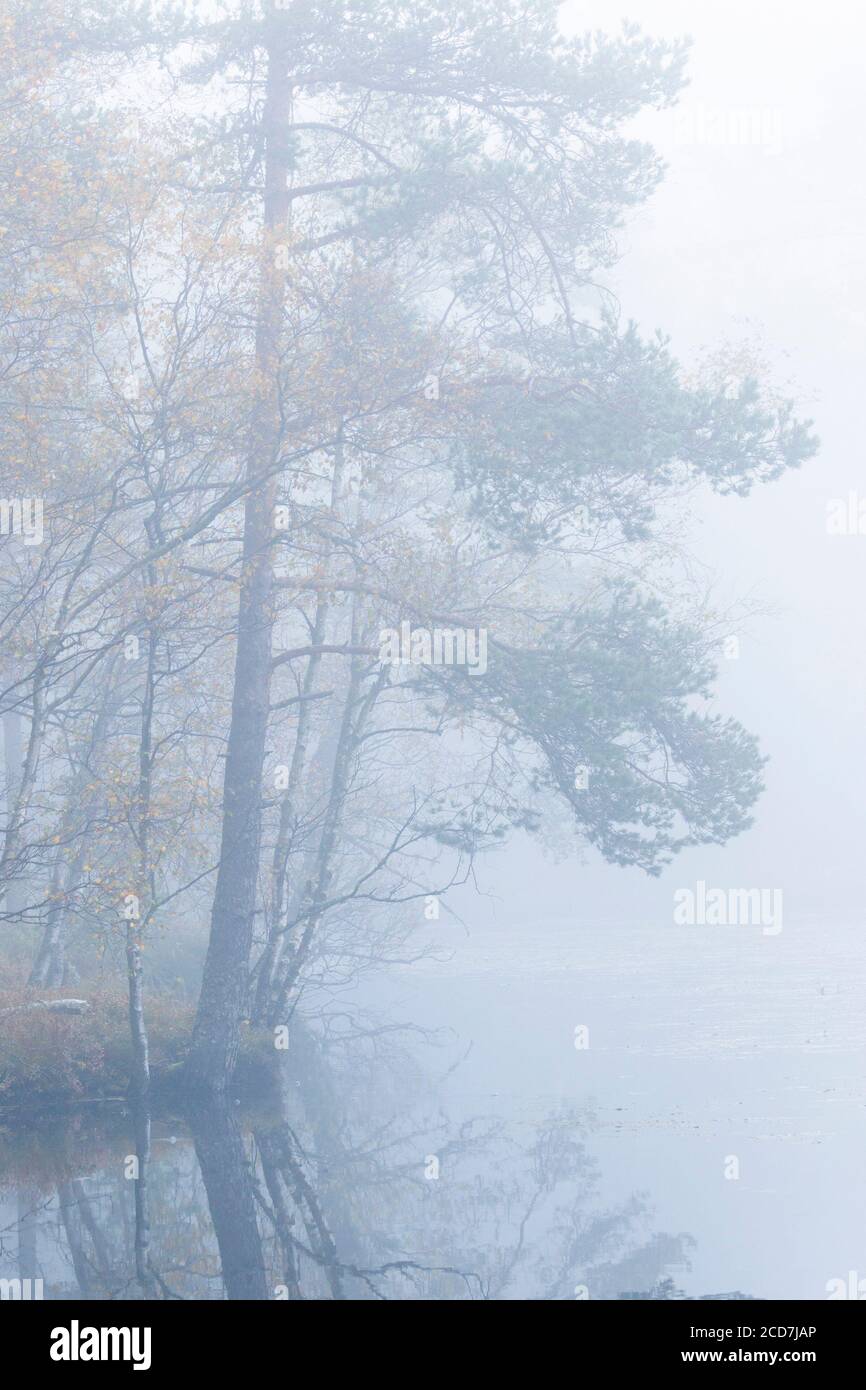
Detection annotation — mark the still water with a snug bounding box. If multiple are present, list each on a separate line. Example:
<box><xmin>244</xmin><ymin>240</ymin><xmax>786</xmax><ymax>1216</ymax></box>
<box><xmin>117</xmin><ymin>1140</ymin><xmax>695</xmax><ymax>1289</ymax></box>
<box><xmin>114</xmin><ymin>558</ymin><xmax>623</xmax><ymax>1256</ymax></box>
<box><xmin>1</xmin><ymin>917</ymin><xmax>863</xmax><ymax>1299</ymax></box>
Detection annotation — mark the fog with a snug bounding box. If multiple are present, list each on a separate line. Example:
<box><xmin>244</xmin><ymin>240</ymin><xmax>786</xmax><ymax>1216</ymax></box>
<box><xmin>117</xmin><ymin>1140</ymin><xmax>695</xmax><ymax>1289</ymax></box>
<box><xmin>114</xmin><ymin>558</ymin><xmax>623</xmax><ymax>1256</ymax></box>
<box><xmin>0</xmin><ymin>0</ymin><xmax>862</xmax><ymax>1304</ymax></box>
<box><xmin>468</xmin><ymin>0</ymin><xmax>866</xmax><ymax>923</ymax></box>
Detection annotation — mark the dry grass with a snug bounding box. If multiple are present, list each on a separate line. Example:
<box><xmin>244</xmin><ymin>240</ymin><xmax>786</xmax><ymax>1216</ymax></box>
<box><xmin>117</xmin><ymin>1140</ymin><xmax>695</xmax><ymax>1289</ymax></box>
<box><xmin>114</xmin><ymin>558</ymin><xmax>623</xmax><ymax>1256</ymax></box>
<box><xmin>0</xmin><ymin>987</ymin><xmax>194</xmax><ymax>1108</ymax></box>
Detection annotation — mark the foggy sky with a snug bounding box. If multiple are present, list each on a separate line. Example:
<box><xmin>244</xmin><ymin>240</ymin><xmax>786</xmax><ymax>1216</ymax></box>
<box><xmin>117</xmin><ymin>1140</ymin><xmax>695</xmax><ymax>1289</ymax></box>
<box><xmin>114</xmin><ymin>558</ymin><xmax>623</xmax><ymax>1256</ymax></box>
<box><xmin>455</xmin><ymin>0</ymin><xmax>866</xmax><ymax>929</ymax></box>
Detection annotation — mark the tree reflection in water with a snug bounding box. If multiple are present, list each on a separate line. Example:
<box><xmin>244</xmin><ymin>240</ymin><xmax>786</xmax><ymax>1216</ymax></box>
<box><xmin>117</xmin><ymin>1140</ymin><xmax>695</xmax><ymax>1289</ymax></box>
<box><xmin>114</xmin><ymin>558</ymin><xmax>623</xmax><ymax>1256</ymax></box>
<box><xmin>0</xmin><ymin>1025</ymin><xmax>694</xmax><ymax>1300</ymax></box>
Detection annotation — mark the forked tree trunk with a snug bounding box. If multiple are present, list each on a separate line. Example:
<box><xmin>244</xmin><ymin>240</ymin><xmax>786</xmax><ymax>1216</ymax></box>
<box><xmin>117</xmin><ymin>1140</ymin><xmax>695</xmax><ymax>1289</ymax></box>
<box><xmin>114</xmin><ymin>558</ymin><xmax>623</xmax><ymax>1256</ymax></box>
<box><xmin>187</xmin><ymin>15</ymin><xmax>291</xmax><ymax>1092</ymax></box>
<box><xmin>252</xmin><ymin>436</ymin><xmax>348</xmax><ymax>1023</ymax></box>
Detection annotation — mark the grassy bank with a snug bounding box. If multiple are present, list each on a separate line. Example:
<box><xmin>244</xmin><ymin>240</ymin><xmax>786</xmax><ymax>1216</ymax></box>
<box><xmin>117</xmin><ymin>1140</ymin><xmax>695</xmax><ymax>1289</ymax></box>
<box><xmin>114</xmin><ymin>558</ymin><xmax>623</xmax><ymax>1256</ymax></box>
<box><xmin>0</xmin><ymin>987</ymin><xmax>282</xmax><ymax>1113</ymax></box>
<box><xmin>0</xmin><ymin>988</ymin><xmax>193</xmax><ymax>1110</ymax></box>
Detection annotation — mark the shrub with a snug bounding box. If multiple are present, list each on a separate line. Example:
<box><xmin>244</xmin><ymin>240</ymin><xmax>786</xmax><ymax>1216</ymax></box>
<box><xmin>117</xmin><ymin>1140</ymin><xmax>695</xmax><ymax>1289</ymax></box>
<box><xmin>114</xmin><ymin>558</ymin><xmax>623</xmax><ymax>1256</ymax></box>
<box><xmin>0</xmin><ymin>988</ymin><xmax>194</xmax><ymax>1107</ymax></box>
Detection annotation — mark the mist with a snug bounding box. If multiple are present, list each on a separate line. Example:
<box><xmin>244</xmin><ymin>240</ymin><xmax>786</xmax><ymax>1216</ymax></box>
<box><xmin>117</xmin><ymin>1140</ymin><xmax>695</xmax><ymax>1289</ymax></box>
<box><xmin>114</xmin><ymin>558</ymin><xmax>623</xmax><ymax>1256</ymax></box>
<box><xmin>0</xmin><ymin>0</ymin><xmax>861</xmax><ymax>1314</ymax></box>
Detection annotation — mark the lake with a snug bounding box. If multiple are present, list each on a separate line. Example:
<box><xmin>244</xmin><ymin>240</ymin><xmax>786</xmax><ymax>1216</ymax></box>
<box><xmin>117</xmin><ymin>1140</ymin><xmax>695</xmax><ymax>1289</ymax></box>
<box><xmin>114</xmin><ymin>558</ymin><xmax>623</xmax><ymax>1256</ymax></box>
<box><xmin>1</xmin><ymin>915</ymin><xmax>862</xmax><ymax>1299</ymax></box>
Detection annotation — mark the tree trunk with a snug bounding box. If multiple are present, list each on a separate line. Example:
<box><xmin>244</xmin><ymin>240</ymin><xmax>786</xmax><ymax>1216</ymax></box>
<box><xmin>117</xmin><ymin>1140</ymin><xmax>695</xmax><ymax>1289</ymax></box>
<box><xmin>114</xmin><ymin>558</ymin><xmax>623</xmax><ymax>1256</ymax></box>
<box><xmin>187</xmin><ymin>17</ymin><xmax>291</xmax><ymax>1092</ymax></box>
<box><xmin>2</xmin><ymin>710</ymin><xmax>26</xmax><ymax>926</ymax></box>
<box><xmin>0</xmin><ymin>674</ymin><xmax>44</xmax><ymax>905</ymax></box>
<box><xmin>188</xmin><ymin>1096</ymin><xmax>270</xmax><ymax>1299</ymax></box>
<box><xmin>126</xmin><ymin>623</ymin><xmax>156</xmax><ymax>1100</ymax></box>
<box><xmin>29</xmin><ymin>654</ymin><xmax>120</xmax><ymax>989</ymax></box>
<box><xmin>267</xmin><ymin>609</ymin><xmax>368</xmax><ymax>1021</ymax></box>
<box><xmin>130</xmin><ymin>1094</ymin><xmax>156</xmax><ymax>1296</ymax></box>
<box><xmin>252</xmin><ymin>438</ymin><xmax>348</xmax><ymax>1022</ymax></box>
